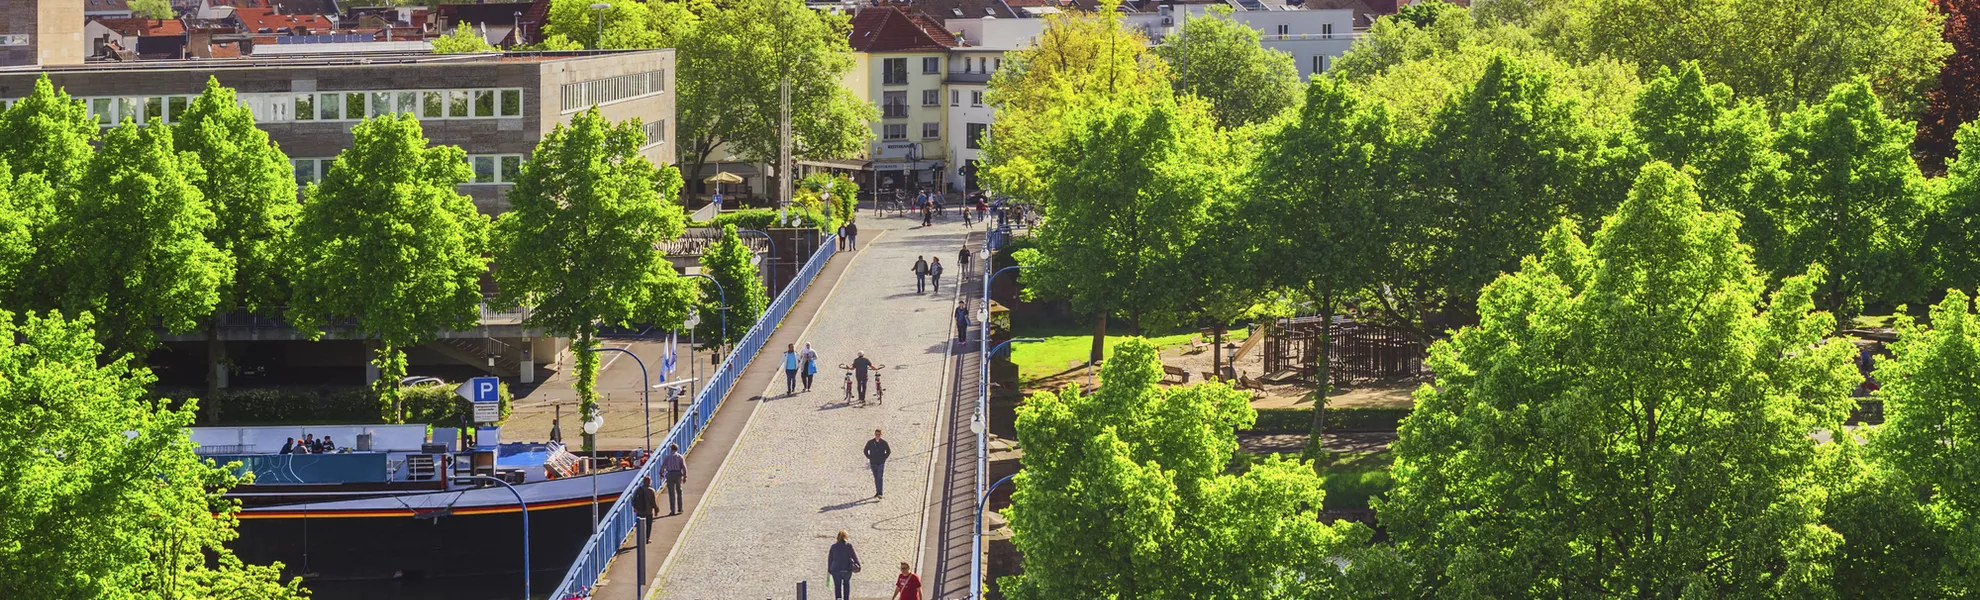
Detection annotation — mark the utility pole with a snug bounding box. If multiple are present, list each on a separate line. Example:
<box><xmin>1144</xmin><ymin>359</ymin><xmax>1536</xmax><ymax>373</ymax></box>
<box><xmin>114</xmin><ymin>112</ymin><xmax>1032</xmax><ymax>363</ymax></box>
<box><xmin>779</xmin><ymin>77</ymin><xmax>793</xmax><ymax>223</ymax></box>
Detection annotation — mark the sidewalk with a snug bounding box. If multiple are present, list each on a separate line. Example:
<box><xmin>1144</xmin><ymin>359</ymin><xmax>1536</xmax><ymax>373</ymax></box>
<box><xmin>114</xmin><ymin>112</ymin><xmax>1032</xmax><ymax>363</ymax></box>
<box><xmin>650</xmin><ymin>215</ymin><xmax>975</xmax><ymax>599</ymax></box>
<box><xmin>922</xmin><ymin>230</ymin><xmax>987</xmax><ymax>600</ymax></box>
<box><xmin>582</xmin><ymin>238</ymin><xmax>858</xmax><ymax>600</ymax></box>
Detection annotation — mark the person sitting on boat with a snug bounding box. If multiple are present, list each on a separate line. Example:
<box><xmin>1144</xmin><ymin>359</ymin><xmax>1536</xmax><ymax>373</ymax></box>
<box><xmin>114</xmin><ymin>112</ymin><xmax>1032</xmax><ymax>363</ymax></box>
<box><xmin>280</xmin><ymin>438</ymin><xmax>295</xmax><ymax>454</ymax></box>
<box><xmin>321</xmin><ymin>436</ymin><xmax>336</xmax><ymax>453</ymax></box>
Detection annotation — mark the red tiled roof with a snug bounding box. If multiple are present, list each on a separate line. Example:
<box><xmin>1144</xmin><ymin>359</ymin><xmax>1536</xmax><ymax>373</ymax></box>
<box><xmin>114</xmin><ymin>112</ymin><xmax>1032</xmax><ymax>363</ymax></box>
<box><xmin>848</xmin><ymin>6</ymin><xmax>960</xmax><ymax>53</ymax></box>
<box><xmin>93</xmin><ymin>17</ymin><xmax>189</xmax><ymax>37</ymax></box>
<box><xmin>85</xmin><ymin>0</ymin><xmax>134</xmax><ymax>12</ymax></box>
<box><xmin>235</xmin><ymin>7</ymin><xmax>334</xmax><ymax>34</ymax></box>
<box><xmin>207</xmin><ymin>41</ymin><xmax>243</xmax><ymax>58</ymax></box>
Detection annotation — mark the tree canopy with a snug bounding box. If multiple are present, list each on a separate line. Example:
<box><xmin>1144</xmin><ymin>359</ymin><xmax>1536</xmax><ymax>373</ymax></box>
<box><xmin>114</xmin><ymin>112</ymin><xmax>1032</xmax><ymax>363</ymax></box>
<box><xmin>1151</xmin><ymin>8</ymin><xmax>1303</xmax><ymax>128</ymax></box>
<box><xmin>0</xmin><ymin>310</ymin><xmax>304</xmax><ymax>600</ymax></box>
<box><xmin>1383</xmin><ymin>162</ymin><xmax>1861</xmax><ymax>597</ymax></box>
<box><xmin>431</xmin><ymin>22</ymin><xmax>498</xmax><ymax>54</ymax></box>
<box><xmin>692</xmin><ymin>224</ymin><xmax>768</xmax><ymax>349</ymax></box>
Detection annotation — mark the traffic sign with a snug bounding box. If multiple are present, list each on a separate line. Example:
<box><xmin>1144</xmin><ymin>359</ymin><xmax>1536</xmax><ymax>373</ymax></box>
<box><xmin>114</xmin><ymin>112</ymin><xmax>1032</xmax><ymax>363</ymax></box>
<box><xmin>456</xmin><ymin>376</ymin><xmax>502</xmax><ymax>423</ymax></box>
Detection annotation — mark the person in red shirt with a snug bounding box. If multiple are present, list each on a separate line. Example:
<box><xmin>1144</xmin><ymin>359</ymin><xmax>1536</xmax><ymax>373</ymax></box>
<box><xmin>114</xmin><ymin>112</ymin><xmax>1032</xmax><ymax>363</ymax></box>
<box><xmin>893</xmin><ymin>562</ymin><xmax>922</xmax><ymax>600</ymax></box>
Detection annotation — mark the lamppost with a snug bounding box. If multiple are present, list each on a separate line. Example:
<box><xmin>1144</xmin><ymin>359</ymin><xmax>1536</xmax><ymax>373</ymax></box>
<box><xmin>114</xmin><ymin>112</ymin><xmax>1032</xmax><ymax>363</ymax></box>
<box><xmin>458</xmin><ymin>475</ymin><xmax>530</xmax><ymax>600</ymax></box>
<box><xmin>579</xmin><ymin>346</ymin><xmax>652</xmax><ymax>453</ymax></box>
<box><xmin>588</xmin><ymin>2</ymin><xmax>609</xmax><ymax>49</ymax></box>
<box><xmin>971</xmin><ymin>264</ymin><xmax>1027</xmax><ymax>600</ymax></box>
<box><xmin>582</xmin><ymin>412</ymin><xmax>603</xmax><ymax>528</ymax></box>
<box><xmin>685</xmin><ymin>273</ymin><xmax>729</xmax><ymax>358</ymax></box>
<box><xmin>736</xmin><ymin>228</ymin><xmax>778</xmax><ymax>297</ymax></box>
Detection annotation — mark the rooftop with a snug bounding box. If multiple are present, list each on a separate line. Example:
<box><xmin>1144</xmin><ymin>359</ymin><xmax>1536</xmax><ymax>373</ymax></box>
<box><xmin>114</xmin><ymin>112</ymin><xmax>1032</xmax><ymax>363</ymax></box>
<box><xmin>849</xmin><ymin>6</ymin><xmax>962</xmax><ymax>52</ymax></box>
<box><xmin>235</xmin><ymin>7</ymin><xmax>336</xmax><ymax>34</ymax></box>
<box><xmin>93</xmin><ymin>17</ymin><xmax>190</xmax><ymax>37</ymax></box>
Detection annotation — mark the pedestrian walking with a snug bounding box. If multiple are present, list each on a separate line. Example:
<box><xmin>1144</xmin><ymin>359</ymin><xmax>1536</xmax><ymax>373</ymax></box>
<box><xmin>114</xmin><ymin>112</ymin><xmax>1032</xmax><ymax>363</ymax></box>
<box><xmin>846</xmin><ymin>221</ymin><xmax>858</xmax><ymax>249</ymax></box>
<box><xmin>801</xmin><ymin>342</ymin><xmax>820</xmax><ymax>392</ymax></box>
<box><xmin>893</xmin><ymin>562</ymin><xmax>923</xmax><ymax>600</ymax></box>
<box><xmin>865</xmin><ymin>429</ymin><xmax>892</xmax><ymax>498</ymax></box>
<box><xmin>836</xmin><ymin>223</ymin><xmax>847</xmax><ymax>250</ymax></box>
<box><xmin>961</xmin><ymin>203</ymin><xmax>972</xmax><ymax>227</ymax></box>
<box><xmin>660</xmin><ymin>444</ymin><xmax>687</xmax><ymax>515</ymax></box>
<box><xmin>958</xmin><ymin>245</ymin><xmax>972</xmax><ymax>278</ymax></box>
<box><xmin>782</xmin><ymin>343</ymin><xmax>801</xmax><ymax>394</ymax></box>
<box><xmin>633</xmin><ymin>476</ymin><xmax>660</xmax><ymax>542</ymax></box>
<box><xmin>912</xmin><ymin>256</ymin><xmax>930</xmax><ymax>294</ymax></box>
<box><xmin>955</xmin><ymin>302</ymin><xmax>970</xmax><ymax>344</ymax></box>
<box><xmin>929</xmin><ymin>258</ymin><xmax>944</xmax><ymax>293</ymax></box>
<box><xmin>827</xmin><ymin>531</ymin><xmax>861</xmax><ymax>600</ymax></box>
<box><xmin>921</xmin><ymin>203</ymin><xmax>933</xmax><ymax>227</ymax></box>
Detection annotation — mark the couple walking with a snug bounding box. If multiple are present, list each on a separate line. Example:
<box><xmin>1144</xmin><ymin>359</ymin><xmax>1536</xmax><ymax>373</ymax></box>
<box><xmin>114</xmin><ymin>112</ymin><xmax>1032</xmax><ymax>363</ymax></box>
<box><xmin>781</xmin><ymin>342</ymin><xmax>821</xmax><ymax>395</ymax></box>
<box><xmin>825</xmin><ymin>532</ymin><xmax>922</xmax><ymax>600</ymax></box>
<box><xmin>912</xmin><ymin>256</ymin><xmax>945</xmax><ymax>294</ymax></box>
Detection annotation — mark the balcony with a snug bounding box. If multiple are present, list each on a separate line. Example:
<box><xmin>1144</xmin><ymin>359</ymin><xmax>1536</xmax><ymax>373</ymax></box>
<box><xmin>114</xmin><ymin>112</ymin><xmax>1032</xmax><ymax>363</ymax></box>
<box><xmin>882</xmin><ymin>103</ymin><xmax>909</xmax><ymax>119</ymax></box>
<box><xmin>946</xmin><ymin>71</ymin><xmax>992</xmax><ymax>84</ymax></box>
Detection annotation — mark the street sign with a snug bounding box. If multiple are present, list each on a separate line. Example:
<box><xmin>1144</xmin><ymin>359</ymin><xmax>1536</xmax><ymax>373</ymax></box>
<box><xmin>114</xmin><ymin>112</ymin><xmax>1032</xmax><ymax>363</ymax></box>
<box><xmin>457</xmin><ymin>376</ymin><xmax>501</xmax><ymax>423</ymax></box>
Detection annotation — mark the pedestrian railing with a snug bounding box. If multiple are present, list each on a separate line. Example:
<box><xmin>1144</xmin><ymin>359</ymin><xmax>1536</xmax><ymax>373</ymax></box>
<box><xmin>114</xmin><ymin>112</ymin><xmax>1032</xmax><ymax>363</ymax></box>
<box><xmin>548</xmin><ymin>236</ymin><xmax>839</xmax><ymax>600</ymax></box>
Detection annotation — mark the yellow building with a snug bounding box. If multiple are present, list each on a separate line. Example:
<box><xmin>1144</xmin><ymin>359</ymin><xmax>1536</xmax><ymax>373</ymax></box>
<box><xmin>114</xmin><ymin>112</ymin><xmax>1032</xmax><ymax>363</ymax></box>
<box><xmin>847</xmin><ymin>6</ymin><xmax>961</xmax><ymax>198</ymax></box>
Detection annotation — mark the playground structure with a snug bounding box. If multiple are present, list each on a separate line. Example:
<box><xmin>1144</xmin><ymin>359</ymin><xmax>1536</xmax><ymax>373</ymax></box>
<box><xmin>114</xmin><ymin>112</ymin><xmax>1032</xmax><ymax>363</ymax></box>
<box><xmin>1261</xmin><ymin>316</ymin><xmax>1427</xmax><ymax>384</ymax></box>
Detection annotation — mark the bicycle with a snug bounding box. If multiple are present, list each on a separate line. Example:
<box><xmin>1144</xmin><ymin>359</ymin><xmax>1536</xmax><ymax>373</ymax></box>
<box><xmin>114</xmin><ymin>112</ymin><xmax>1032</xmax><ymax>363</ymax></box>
<box><xmin>843</xmin><ymin>369</ymin><xmax>855</xmax><ymax>405</ymax></box>
<box><xmin>839</xmin><ymin>364</ymin><xmax>887</xmax><ymax>406</ymax></box>
<box><xmin>872</xmin><ymin>371</ymin><xmax>886</xmax><ymax>406</ymax></box>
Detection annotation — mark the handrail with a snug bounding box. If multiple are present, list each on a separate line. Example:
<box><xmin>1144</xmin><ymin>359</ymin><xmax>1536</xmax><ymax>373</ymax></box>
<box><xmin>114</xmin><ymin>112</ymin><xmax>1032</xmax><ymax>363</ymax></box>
<box><xmin>548</xmin><ymin>237</ymin><xmax>837</xmax><ymax>600</ymax></box>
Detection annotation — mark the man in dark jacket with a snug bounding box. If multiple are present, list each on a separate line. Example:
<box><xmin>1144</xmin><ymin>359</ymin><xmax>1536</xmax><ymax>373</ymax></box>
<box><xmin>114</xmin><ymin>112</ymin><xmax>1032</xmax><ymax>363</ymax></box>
<box><xmin>865</xmin><ymin>429</ymin><xmax>892</xmax><ymax>498</ymax></box>
<box><xmin>846</xmin><ymin>221</ymin><xmax>858</xmax><ymax>249</ymax></box>
<box><xmin>912</xmin><ymin>257</ymin><xmax>929</xmax><ymax>294</ymax></box>
<box><xmin>633</xmin><ymin>476</ymin><xmax>661</xmax><ymax>542</ymax></box>
<box><xmin>828</xmin><ymin>530</ymin><xmax>860</xmax><ymax>600</ymax></box>
<box><xmin>954</xmin><ymin>302</ymin><xmax>971</xmax><ymax>344</ymax></box>
<box><xmin>280</xmin><ymin>437</ymin><xmax>295</xmax><ymax>454</ymax></box>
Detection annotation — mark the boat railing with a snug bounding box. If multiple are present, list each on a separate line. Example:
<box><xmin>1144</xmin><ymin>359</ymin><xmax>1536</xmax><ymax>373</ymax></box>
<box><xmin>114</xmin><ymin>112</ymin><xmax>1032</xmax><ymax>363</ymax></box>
<box><xmin>547</xmin><ymin>235</ymin><xmax>839</xmax><ymax>600</ymax></box>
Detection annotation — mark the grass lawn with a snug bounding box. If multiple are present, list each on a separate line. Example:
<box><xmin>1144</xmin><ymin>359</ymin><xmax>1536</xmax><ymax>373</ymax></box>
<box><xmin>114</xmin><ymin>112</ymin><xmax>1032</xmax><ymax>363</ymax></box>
<box><xmin>1011</xmin><ymin>327</ymin><xmax>1251</xmax><ymax>383</ymax></box>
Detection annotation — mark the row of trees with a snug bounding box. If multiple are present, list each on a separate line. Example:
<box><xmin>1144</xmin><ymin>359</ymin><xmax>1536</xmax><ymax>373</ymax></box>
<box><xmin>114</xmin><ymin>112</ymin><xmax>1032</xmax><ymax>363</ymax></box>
<box><xmin>1009</xmin><ymin>161</ymin><xmax>1980</xmax><ymax>598</ymax></box>
<box><xmin>0</xmin><ymin>76</ymin><xmax>769</xmax><ymax>440</ymax></box>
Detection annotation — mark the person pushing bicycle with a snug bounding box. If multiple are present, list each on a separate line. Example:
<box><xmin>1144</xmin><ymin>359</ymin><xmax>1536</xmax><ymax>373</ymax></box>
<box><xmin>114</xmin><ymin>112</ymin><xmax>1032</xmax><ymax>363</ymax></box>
<box><xmin>841</xmin><ymin>352</ymin><xmax>885</xmax><ymax>406</ymax></box>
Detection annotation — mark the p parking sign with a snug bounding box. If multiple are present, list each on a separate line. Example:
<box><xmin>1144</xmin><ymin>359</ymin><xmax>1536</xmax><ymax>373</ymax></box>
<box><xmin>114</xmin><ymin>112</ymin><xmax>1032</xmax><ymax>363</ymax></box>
<box><xmin>455</xmin><ymin>377</ymin><xmax>502</xmax><ymax>423</ymax></box>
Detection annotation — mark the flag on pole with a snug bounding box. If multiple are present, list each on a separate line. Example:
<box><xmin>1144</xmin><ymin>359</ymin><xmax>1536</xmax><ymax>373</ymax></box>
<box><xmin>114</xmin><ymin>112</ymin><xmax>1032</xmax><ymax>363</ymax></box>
<box><xmin>662</xmin><ymin>332</ymin><xmax>678</xmax><ymax>378</ymax></box>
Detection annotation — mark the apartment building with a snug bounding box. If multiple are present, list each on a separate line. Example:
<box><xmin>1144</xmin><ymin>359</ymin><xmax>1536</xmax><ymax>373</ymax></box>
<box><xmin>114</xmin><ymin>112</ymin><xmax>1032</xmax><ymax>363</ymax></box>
<box><xmin>847</xmin><ymin>5</ymin><xmax>960</xmax><ymax>197</ymax></box>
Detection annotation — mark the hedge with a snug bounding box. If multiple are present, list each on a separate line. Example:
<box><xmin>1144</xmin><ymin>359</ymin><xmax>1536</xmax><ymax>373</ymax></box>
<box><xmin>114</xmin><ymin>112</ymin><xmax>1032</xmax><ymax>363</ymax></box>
<box><xmin>1250</xmin><ymin>407</ymin><xmax>1412</xmax><ymax>433</ymax></box>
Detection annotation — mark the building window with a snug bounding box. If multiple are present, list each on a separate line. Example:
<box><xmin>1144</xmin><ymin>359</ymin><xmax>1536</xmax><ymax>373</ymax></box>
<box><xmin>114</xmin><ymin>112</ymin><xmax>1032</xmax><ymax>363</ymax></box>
<box><xmin>883</xmin><ymin>123</ymin><xmax>907</xmax><ymax>140</ymax></box>
<box><xmin>501</xmin><ymin>89</ymin><xmax>522</xmax><ymax>117</ymax></box>
<box><xmin>166</xmin><ymin>96</ymin><xmax>188</xmax><ymax>123</ymax></box>
<box><xmin>951</xmin><ymin>89</ymin><xmax>960</xmax><ymax>106</ymax></box>
<box><xmin>922</xmin><ymin>122</ymin><xmax>940</xmax><ymax>139</ymax></box>
<box><xmin>345</xmin><ymin>93</ymin><xmax>366</xmax><ymax>119</ymax></box>
<box><xmin>449</xmin><ymin>90</ymin><xmax>471</xmax><ymax>118</ymax></box>
<box><xmin>318</xmin><ymin>93</ymin><xmax>340</xmax><ymax>120</ymax></box>
<box><xmin>558</xmin><ymin>70</ymin><xmax>665</xmax><ymax>112</ymax></box>
<box><xmin>970</xmin><ymin>90</ymin><xmax>982</xmax><ymax>107</ymax></box>
<box><xmin>883</xmin><ymin>58</ymin><xmax>908</xmax><ymax>85</ymax></box>
<box><xmin>1276</xmin><ymin>24</ymin><xmax>1289</xmax><ymax>36</ymax></box>
<box><xmin>397</xmin><ymin>91</ymin><xmax>418</xmax><ymax>115</ymax></box>
<box><xmin>993</xmin><ymin>58</ymin><xmax>1000</xmax><ymax>71</ymax></box>
<box><xmin>923</xmin><ymin>57</ymin><xmax>940</xmax><ymax>73</ymax></box>
<box><xmin>1322</xmin><ymin>23</ymin><xmax>1333</xmax><ymax>39</ymax></box>
<box><xmin>1314</xmin><ymin>55</ymin><xmax>1328</xmax><ymax>73</ymax></box>
<box><xmin>293</xmin><ymin>158</ymin><xmax>318</xmax><ymax>185</ymax></box>
<box><xmin>882</xmin><ymin>91</ymin><xmax>908</xmax><ymax>118</ymax></box>
<box><xmin>642</xmin><ymin>119</ymin><xmax>665</xmax><ymax>147</ymax></box>
<box><xmin>474</xmin><ymin>90</ymin><xmax>496</xmax><ymax>117</ymax></box>
<box><xmin>966</xmin><ymin>122</ymin><xmax>986</xmax><ymax>149</ymax></box>
<box><xmin>922</xmin><ymin>89</ymin><xmax>939</xmax><ymax>106</ymax></box>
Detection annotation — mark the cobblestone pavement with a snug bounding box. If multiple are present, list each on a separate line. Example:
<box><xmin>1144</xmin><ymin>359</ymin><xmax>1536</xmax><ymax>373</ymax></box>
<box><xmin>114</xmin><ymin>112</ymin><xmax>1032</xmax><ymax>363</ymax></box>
<box><xmin>652</xmin><ymin>214</ymin><xmax>975</xmax><ymax>599</ymax></box>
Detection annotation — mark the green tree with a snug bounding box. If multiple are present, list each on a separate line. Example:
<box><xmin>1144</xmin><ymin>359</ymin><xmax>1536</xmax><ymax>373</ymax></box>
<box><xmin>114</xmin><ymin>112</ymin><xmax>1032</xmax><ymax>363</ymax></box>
<box><xmin>544</xmin><ymin>0</ymin><xmax>669</xmax><ymax>50</ymax></box>
<box><xmin>288</xmin><ymin>115</ymin><xmax>490</xmax><ymax>421</ymax></box>
<box><xmin>692</xmin><ymin>224</ymin><xmax>768</xmax><ymax>349</ymax></box>
<box><xmin>1383</xmin><ymin>163</ymin><xmax>1861</xmax><ymax>598</ymax></box>
<box><xmin>493</xmin><ymin>108</ymin><xmax>695</xmax><ymax>449</ymax></box>
<box><xmin>129</xmin><ymin>0</ymin><xmax>173</xmax><ymax>19</ymax></box>
<box><xmin>0</xmin><ymin>75</ymin><xmax>98</xmax><ymax>189</ymax></box>
<box><xmin>796</xmin><ymin>172</ymin><xmax>858</xmax><ymax>230</ymax></box>
<box><xmin>45</xmin><ymin>119</ymin><xmax>230</xmax><ymax>354</ymax></box>
<box><xmin>982</xmin><ymin>0</ymin><xmax>1173</xmax><ymax>203</ymax></box>
<box><xmin>1000</xmin><ymin>339</ymin><xmax>1376</xmax><ymax>599</ymax></box>
<box><xmin>670</xmin><ymin>0</ymin><xmax>870</xmax><ymax>201</ymax></box>
<box><xmin>1245</xmin><ymin>78</ymin><xmax>1398</xmax><ymax>433</ymax></box>
<box><xmin>1856</xmin><ymin>289</ymin><xmax>1980</xmax><ymax>595</ymax></box>
<box><xmin>1406</xmin><ymin>53</ymin><xmax>1608</xmax><ymax>325</ymax></box>
<box><xmin>1013</xmin><ymin>99</ymin><xmax>1227</xmax><ymax>362</ymax></box>
<box><xmin>0</xmin><ymin>166</ymin><xmax>44</xmax><ymax>310</ymax></box>
<box><xmin>1931</xmin><ymin>121</ymin><xmax>1980</xmax><ymax>291</ymax></box>
<box><xmin>1771</xmin><ymin>78</ymin><xmax>1930</xmax><ymax>316</ymax></box>
<box><xmin>1151</xmin><ymin>8</ymin><xmax>1302</xmax><ymax>128</ymax></box>
<box><xmin>173</xmin><ymin>76</ymin><xmax>300</xmax><ymax>409</ymax></box>
<box><xmin>1585</xmin><ymin>0</ymin><xmax>1950</xmax><ymax>116</ymax></box>
<box><xmin>0</xmin><ymin>310</ymin><xmax>305</xmax><ymax>599</ymax></box>
<box><xmin>1630</xmin><ymin>63</ymin><xmax>1782</xmax><ymax>264</ymax></box>
<box><xmin>431</xmin><ymin>22</ymin><xmax>497</xmax><ymax>53</ymax></box>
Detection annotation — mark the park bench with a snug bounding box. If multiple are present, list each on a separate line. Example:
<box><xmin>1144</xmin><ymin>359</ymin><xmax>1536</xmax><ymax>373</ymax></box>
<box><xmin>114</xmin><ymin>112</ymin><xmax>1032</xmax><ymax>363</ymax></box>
<box><xmin>1161</xmin><ymin>364</ymin><xmax>1191</xmax><ymax>384</ymax></box>
<box><xmin>1189</xmin><ymin>335</ymin><xmax>1210</xmax><ymax>353</ymax></box>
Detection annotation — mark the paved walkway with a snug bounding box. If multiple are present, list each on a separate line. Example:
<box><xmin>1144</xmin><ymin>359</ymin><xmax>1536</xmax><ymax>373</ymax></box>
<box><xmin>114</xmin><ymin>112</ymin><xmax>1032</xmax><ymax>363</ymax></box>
<box><xmin>651</xmin><ymin>214</ymin><xmax>975</xmax><ymax>600</ymax></box>
<box><xmin>923</xmin><ymin>230</ymin><xmax>987</xmax><ymax>600</ymax></box>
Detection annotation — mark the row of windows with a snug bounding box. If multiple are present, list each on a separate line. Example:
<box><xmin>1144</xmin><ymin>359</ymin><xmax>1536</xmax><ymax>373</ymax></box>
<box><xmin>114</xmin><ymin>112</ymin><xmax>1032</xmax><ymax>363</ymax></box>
<box><xmin>878</xmin><ymin>121</ymin><xmax>988</xmax><ymax>148</ymax></box>
<box><xmin>9</xmin><ymin>88</ymin><xmax>533</xmax><ymax>127</ymax></box>
<box><xmin>950</xmin><ymin>89</ymin><xmax>983</xmax><ymax>107</ymax></box>
<box><xmin>881</xmin><ymin>57</ymin><xmax>943</xmax><ymax>85</ymax></box>
<box><xmin>560</xmin><ymin>71</ymin><xmax>666</xmax><ymax>113</ymax></box>
<box><xmin>293</xmin><ymin>153</ymin><xmax>527</xmax><ymax>186</ymax></box>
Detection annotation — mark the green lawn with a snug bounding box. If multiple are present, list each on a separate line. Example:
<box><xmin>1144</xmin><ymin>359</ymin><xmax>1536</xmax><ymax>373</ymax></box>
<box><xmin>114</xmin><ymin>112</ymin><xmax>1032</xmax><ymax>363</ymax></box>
<box><xmin>1011</xmin><ymin>327</ymin><xmax>1251</xmax><ymax>383</ymax></box>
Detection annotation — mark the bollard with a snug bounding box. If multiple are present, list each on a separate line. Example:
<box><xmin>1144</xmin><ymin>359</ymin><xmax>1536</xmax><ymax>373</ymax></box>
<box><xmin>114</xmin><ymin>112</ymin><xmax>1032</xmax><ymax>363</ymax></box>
<box><xmin>796</xmin><ymin>580</ymin><xmax>807</xmax><ymax>600</ymax></box>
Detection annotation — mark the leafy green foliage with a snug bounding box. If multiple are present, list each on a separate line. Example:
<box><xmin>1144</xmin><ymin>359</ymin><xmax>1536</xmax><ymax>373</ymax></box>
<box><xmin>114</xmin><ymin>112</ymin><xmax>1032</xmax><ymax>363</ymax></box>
<box><xmin>0</xmin><ymin>311</ymin><xmax>304</xmax><ymax>599</ymax></box>
<box><xmin>1001</xmin><ymin>339</ymin><xmax>1379</xmax><ymax>599</ymax></box>
<box><xmin>1014</xmin><ymin>98</ymin><xmax>1229</xmax><ymax>337</ymax></box>
<box><xmin>983</xmin><ymin>0</ymin><xmax>1173</xmax><ymax>202</ymax></box>
<box><xmin>0</xmin><ymin>75</ymin><xmax>98</xmax><ymax>189</ymax></box>
<box><xmin>1151</xmin><ymin>8</ymin><xmax>1302</xmax><ymax>128</ymax></box>
<box><xmin>47</xmin><ymin>119</ymin><xmax>229</xmax><ymax>354</ymax></box>
<box><xmin>1383</xmin><ymin>163</ymin><xmax>1861</xmax><ymax>597</ymax></box>
<box><xmin>431</xmin><ymin>22</ymin><xmax>497</xmax><ymax>53</ymax></box>
<box><xmin>174</xmin><ymin>76</ymin><xmax>299</xmax><ymax>317</ymax></box>
<box><xmin>1630</xmin><ymin>63</ymin><xmax>1781</xmax><ymax>262</ymax></box>
<box><xmin>1930</xmin><ymin>121</ymin><xmax>1980</xmax><ymax>290</ymax></box>
<box><xmin>692</xmin><ymin>224</ymin><xmax>768</xmax><ymax>348</ymax></box>
<box><xmin>0</xmin><ymin>165</ymin><xmax>48</xmax><ymax>309</ymax></box>
<box><xmin>288</xmin><ymin>115</ymin><xmax>489</xmax><ymax>421</ymax></box>
<box><xmin>796</xmin><ymin>172</ymin><xmax>858</xmax><ymax>230</ymax></box>
<box><xmin>129</xmin><ymin>0</ymin><xmax>173</xmax><ymax>19</ymax></box>
<box><xmin>1771</xmin><ymin>79</ymin><xmax>1930</xmax><ymax>316</ymax></box>
<box><xmin>494</xmin><ymin>108</ymin><xmax>694</xmax><ymax>439</ymax></box>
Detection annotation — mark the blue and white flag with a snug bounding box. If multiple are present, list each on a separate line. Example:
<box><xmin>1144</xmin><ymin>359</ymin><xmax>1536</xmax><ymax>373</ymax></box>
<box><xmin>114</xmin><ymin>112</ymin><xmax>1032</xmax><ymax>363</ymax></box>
<box><xmin>662</xmin><ymin>332</ymin><xmax>678</xmax><ymax>378</ymax></box>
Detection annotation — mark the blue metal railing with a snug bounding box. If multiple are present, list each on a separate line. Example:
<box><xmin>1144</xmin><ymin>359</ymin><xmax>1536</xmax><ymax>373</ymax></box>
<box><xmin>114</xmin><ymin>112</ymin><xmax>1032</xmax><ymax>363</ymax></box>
<box><xmin>549</xmin><ymin>238</ymin><xmax>838</xmax><ymax>600</ymax></box>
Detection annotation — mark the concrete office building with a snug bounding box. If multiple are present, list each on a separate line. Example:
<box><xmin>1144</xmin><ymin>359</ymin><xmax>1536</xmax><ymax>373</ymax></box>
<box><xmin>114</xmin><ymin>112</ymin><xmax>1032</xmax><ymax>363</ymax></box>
<box><xmin>2</xmin><ymin>0</ymin><xmax>87</xmax><ymax>68</ymax></box>
<box><xmin>0</xmin><ymin>49</ymin><xmax>676</xmax><ymax>386</ymax></box>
